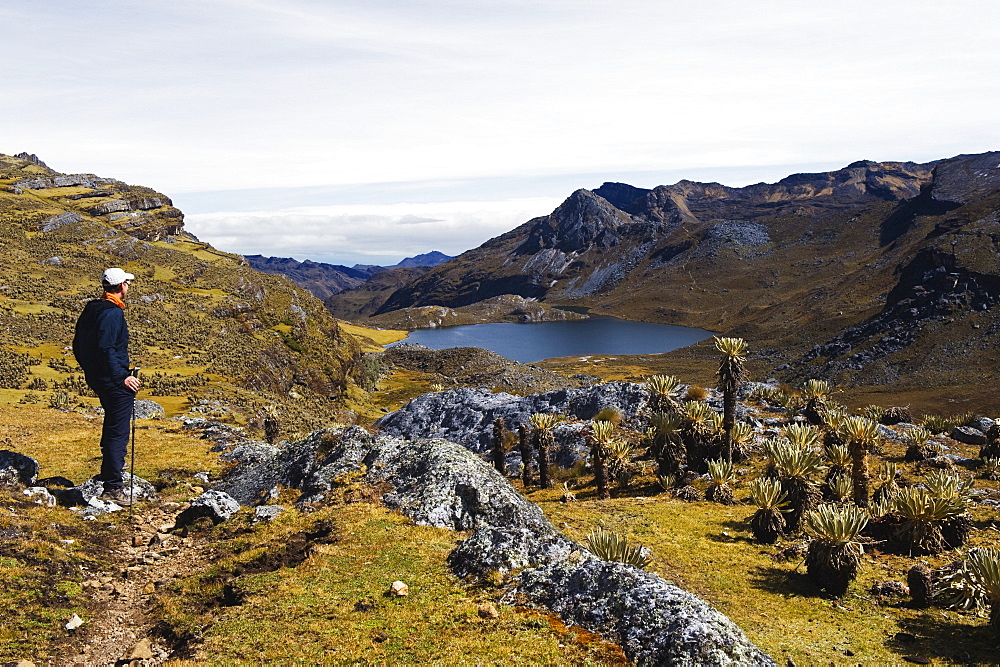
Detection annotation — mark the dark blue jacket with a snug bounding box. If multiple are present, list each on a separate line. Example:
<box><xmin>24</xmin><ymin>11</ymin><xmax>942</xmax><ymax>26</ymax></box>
<box><xmin>73</xmin><ymin>299</ymin><xmax>130</xmax><ymax>392</ymax></box>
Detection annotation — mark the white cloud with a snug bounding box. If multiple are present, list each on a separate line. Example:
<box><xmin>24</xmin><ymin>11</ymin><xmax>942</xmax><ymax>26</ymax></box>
<box><xmin>3</xmin><ymin>0</ymin><xmax>999</xmax><ymax>196</ymax></box>
<box><xmin>184</xmin><ymin>196</ymin><xmax>562</xmax><ymax>265</ymax></box>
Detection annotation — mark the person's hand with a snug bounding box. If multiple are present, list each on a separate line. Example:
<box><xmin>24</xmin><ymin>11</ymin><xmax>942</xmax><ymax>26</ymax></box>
<box><xmin>124</xmin><ymin>375</ymin><xmax>141</xmax><ymax>392</ymax></box>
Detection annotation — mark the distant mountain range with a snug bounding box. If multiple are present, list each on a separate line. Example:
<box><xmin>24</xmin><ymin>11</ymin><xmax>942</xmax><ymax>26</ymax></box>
<box><xmin>330</xmin><ymin>152</ymin><xmax>1000</xmax><ymax>400</ymax></box>
<box><xmin>245</xmin><ymin>251</ymin><xmax>452</xmax><ymax>301</ymax></box>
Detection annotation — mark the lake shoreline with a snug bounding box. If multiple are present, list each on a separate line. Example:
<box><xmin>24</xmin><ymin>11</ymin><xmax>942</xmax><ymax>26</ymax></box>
<box><xmin>387</xmin><ymin>317</ymin><xmax>716</xmax><ymax>364</ymax></box>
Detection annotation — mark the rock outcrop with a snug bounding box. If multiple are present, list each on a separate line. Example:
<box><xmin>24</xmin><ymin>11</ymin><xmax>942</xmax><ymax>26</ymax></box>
<box><xmin>380</xmin><ymin>343</ymin><xmax>590</xmax><ymax>394</ymax></box>
<box><xmin>213</xmin><ymin>424</ymin><xmax>773</xmax><ymax>664</ymax></box>
<box><xmin>0</xmin><ymin>450</ymin><xmax>40</xmax><ymax>486</ymax></box>
<box><xmin>375</xmin><ymin>382</ymin><xmax>652</xmax><ymax>465</ymax></box>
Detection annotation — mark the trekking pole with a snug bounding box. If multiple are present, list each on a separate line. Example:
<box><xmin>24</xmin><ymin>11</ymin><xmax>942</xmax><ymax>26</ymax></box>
<box><xmin>129</xmin><ymin>367</ymin><xmax>140</xmax><ymax>522</ymax></box>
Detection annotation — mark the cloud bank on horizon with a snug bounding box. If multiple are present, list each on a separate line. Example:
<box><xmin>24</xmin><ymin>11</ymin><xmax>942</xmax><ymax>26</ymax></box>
<box><xmin>3</xmin><ymin>1</ymin><xmax>999</xmax><ymax>264</ymax></box>
<box><xmin>185</xmin><ymin>197</ymin><xmax>563</xmax><ymax>266</ymax></box>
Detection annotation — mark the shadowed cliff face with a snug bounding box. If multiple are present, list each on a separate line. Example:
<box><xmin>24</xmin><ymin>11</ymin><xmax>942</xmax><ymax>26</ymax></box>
<box><xmin>515</xmin><ymin>189</ymin><xmax>645</xmax><ymax>254</ymax></box>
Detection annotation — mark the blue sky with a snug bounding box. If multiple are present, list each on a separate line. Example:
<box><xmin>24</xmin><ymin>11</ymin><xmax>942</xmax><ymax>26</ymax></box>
<box><xmin>4</xmin><ymin>1</ymin><xmax>999</xmax><ymax>265</ymax></box>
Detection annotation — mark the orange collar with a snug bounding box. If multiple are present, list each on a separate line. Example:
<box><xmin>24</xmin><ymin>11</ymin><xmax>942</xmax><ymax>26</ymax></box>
<box><xmin>102</xmin><ymin>292</ymin><xmax>126</xmax><ymax>309</ymax></box>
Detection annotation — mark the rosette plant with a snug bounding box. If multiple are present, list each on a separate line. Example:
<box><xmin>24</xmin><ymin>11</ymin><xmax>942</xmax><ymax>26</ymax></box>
<box><xmin>646</xmin><ymin>374</ymin><xmax>683</xmax><ymax>413</ymax></box>
<box><xmin>706</xmin><ymin>458</ymin><xmax>737</xmax><ymax>504</ymax></box>
<box><xmin>529</xmin><ymin>413</ymin><xmax>560</xmax><ymax>489</ymax></box>
<box><xmin>715</xmin><ymin>337</ymin><xmax>749</xmax><ymax>463</ymax></box>
<box><xmin>839</xmin><ymin>415</ymin><xmax>880</xmax><ymax>507</ymax></box>
<box><xmin>589</xmin><ymin>420</ymin><xmax>615</xmax><ymax>499</ymax></box>
<box><xmin>748</xmin><ymin>477</ymin><xmax>789</xmax><ymax>544</ymax></box>
<box><xmin>804</xmin><ymin>503</ymin><xmax>869</xmax><ymax>596</ymax></box>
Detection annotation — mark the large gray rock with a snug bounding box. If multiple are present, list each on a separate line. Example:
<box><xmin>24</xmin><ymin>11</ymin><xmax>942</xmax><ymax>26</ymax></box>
<box><xmin>344</xmin><ymin>436</ymin><xmax>555</xmax><ymax>532</ymax></box>
<box><xmin>950</xmin><ymin>425</ymin><xmax>987</xmax><ymax>445</ymax></box>
<box><xmin>376</xmin><ymin>383</ymin><xmax>652</xmax><ymax>464</ymax></box>
<box><xmin>0</xmin><ymin>450</ymin><xmax>39</xmax><ymax>486</ymax></box>
<box><xmin>39</xmin><ymin>211</ymin><xmax>82</xmax><ymax>232</ymax></box>
<box><xmin>175</xmin><ymin>490</ymin><xmax>241</xmax><ymax>527</ymax></box>
<box><xmin>511</xmin><ymin>557</ymin><xmax>775</xmax><ymax>666</ymax></box>
<box><xmin>968</xmin><ymin>417</ymin><xmax>996</xmax><ymax>434</ymax></box>
<box><xmin>134</xmin><ymin>399</ymin><xmax>165</xmax><ymax>419</ymax></box>
<box><xmin>218</xmin><ymin>436</ymin><xmax>315</xmax><ymax>505</ymax></box>
<box><xmin>448</xmin><ymin>525</ymin><xmax>579</xmax><ymax>578</ymax></box>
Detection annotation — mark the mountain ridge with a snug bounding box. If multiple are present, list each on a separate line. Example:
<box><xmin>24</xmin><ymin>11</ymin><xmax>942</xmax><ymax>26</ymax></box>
<box><xmin>246</xmin><ymin>251</ymin><xmax>453</xmax><ymax>301</ymax></box>
<box><xmin>340</xmin><ymin>152</ymin><xmax>1000</xmax><ymax>402</ymax></box>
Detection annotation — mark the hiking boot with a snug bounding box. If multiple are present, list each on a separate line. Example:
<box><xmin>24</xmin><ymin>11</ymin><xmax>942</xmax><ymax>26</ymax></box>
<box><xmin>100</xmin><ymin>487</ymin><xmax>135</xmax><ymax>507</ymax></box>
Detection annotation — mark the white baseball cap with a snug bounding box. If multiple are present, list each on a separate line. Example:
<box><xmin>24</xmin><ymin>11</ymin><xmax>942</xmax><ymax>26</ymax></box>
<box><xmin>101</xmin><ymin>267</ymin><xmax>135</xmax><ymax>287</ymax></box>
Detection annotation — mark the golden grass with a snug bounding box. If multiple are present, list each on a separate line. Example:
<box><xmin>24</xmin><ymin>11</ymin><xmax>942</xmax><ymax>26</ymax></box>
<box><xmin>338</xmin><ymin>320</ymin><xmax>408</xmax><ymax>349</ymax></box>
<box><xmin>0</xmin><ymin>403</ymin><xmax>221</xmax><ymax>484</ymax></box>
<box><xmin>31</xmin><ymin>186</ymin><xmax>93</xmax><ymax>198</ymax></box>
<box><xmin>162</xmin><ymin>501</ymin><xmax>625</xmax><ymax>664</ymax></box>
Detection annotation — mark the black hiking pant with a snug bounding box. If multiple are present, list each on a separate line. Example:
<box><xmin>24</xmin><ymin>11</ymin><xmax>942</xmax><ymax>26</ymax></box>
<box><xmin>95</xmin><ymin>383</ymin><xmax>134</xmax><ymax>491</ymax></box>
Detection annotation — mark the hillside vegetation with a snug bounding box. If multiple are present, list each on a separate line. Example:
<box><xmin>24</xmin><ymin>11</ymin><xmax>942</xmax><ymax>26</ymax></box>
<box><xmin>0</xmin><ymin>152</ymin><xmax>366</xmax><ymax>437</ymax></box>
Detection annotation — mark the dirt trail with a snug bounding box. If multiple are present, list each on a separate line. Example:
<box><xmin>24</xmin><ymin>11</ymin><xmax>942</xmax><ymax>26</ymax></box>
<box><xmin>65</xmin><ymin>500</ymin><xmax>202</xmax><ymax>666</ymax></box>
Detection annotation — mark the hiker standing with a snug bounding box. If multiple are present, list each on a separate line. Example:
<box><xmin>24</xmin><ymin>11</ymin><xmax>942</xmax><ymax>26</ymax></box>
<box><xmin>72</xmin><ymin>268</ymin><xmax>141</xmax><ymax>506</ymax></box>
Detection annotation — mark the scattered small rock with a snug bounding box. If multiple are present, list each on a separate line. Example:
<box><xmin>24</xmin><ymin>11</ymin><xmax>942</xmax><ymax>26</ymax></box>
<box><xmin>870</xmin><ymin>580</ymin><xmax>909</xmax><ymax>598</ymax></box>
<box><xmin>477</xmin><ymin>602</ymin><xmax>500</xmax><ymax>619</ymax></box>
<box><xmin>252</xmin><ymin>505</ymin><xmax>286</xmax><ymax>523</ymax></box>
<box><xmin>389</xmin><ymin>580</ymin><xmax>409</xmax><ymax>597</ymax></box>
<box><xmin>128</xmin><ymin>638</ymin><xmax>155</xmax><ymax>660</ymax></box>
<box><xmin>22</xmin><ymin>487</ymin><xmax>56</xmax><ymax>507</ymax></box>
<box><xmin>174</xmin><ymin>490</ymin><xmax>240</xmax><ymax>527</ymax></box>
<box><xmin>65</xmin><ymin>614</ymin><xmax>83</xmax><ymax>630</ymax></box>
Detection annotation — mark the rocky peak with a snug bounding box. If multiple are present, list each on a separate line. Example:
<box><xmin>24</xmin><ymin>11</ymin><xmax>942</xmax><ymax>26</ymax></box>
<box><xmin>1</xmin><ymin>152</ymin><xmax>188</xmax><ymax>243</ymax></box>
<box><xmin>14</xmin><ymin>152</ymin><xmax>49</xmax><ymax>169</ymax></box>
<box><xmin>591</xmin><ymin>182</ymin><xmax>651</xmax><ymax>211</ymax></box>
<box><xmin>517</xmin><ymin>189</ymin><xmax>637</xmax><ymax>254</ymax></box>
<box><xmin>927</xmin><ymin>151</ymin><xmax>1000</xmax><ymax>205</ymax></box>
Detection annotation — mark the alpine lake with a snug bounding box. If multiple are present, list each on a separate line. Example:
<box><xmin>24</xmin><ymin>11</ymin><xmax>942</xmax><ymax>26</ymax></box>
<box><xmin>389</xmin><ymin>316</ymin><xmax>714</xmax><ymax>363</ymax></box>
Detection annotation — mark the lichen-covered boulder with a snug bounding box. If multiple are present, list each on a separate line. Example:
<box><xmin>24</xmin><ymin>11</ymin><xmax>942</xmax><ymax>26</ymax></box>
<box><xmin>951</xmin><ymin>425</ymin><xmax>987</xmax><ymax>445</ymax></box>
<box><xmin>448</xmin><ymin>525</ymin><xmax>579</xmax><ymax>579</ymax></box>
<box><xmin>511</xmin><ymin>557</ymin><xmax>775</xmax><ymax>666</ymax></box>
<box><xmin>206</xmin><ymin>423</ymin><xmax>772</xmax><ymax>664</ymax></box>
<box><xmin>175</xmin><ymin>490</ymin><xmax>241</xmax><ymax>527</ymax></box>
<box><xmin>0</xmin><ymin>450</ymin><xmax>39</xmax><ymax>487</ymax></box>
<box><xmin>354</xmin><ymin>436</ymin><xmax>555</xmax><ymax>532</ymax></box>
<box><xmin>133</xmin><ymin>399</ymin><xmax>165</xmax><ymax>419</ymax></box>
<box><xmin>375</xmin><ymin>383</ymin><xmax>651</xmax><ymax>466</ymax></box>
<box><xmin>217</xmin><ymin>439</ymin><xmax>303</xmax><ymax>505</ymax></box>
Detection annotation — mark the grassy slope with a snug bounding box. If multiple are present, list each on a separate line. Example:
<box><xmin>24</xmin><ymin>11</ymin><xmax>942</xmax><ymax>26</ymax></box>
<box><xmin>158</xmin><ymin>502</ymin><xmax>625</xmax><ymax>664</ymax></box>
<box><xmin>0</xmin><ymin>153</ymin><xmax>366</xmax><ymax>438</ymax></box>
